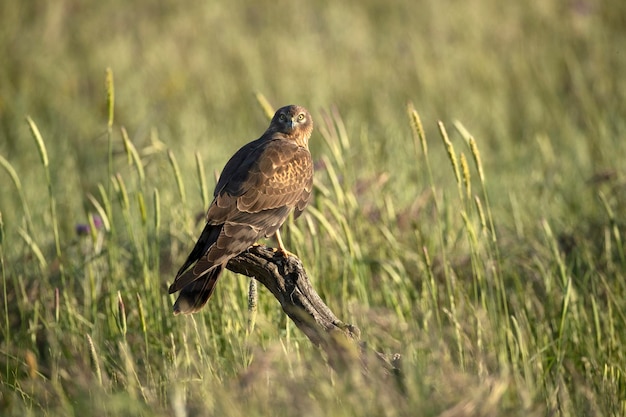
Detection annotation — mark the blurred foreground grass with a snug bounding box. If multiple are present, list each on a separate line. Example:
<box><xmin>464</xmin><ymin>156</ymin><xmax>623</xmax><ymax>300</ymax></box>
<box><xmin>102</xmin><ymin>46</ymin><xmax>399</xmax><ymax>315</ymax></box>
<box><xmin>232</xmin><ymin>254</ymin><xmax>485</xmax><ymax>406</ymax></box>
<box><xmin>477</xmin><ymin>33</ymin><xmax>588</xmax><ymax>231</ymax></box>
<box><xmin>1</xmin><ymin>0</ymin><xmax>626</xmax><ymax>416</ymax></box>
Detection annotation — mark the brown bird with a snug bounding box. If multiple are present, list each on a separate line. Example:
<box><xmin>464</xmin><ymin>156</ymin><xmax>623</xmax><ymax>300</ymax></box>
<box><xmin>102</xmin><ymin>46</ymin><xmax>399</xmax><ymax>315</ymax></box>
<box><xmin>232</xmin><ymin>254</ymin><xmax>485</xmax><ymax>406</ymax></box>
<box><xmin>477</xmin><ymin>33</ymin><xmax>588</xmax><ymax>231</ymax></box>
<box><xmin>169</xmin><ymin>105</ymin><xmax>314</xmax><ymax>314</ymax></box>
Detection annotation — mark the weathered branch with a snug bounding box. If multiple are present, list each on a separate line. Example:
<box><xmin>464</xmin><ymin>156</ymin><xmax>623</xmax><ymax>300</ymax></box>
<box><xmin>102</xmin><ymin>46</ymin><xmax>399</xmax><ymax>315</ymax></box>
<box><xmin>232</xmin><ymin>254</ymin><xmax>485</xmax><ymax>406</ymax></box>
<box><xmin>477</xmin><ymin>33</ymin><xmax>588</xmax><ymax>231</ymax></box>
<box><xmin>227</xmin><ymin>245</ymin><xmax>359</xmax><ymax>347</ymax></box>
<box><xmin>227</xmin><ymin>245</ymin><xmax>401</xmax><ymax>375</ymax></box>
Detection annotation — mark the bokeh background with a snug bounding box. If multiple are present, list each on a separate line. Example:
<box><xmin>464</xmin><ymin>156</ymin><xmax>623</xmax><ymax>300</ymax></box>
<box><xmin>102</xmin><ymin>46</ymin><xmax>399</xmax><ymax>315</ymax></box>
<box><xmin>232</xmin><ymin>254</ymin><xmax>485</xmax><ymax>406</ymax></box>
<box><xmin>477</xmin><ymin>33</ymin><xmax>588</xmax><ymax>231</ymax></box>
<box><xmin>1</xmin><ymin>0</ymin><xmax>626</xmax><ymax>416</ymax></box>
<box><xmin>3</xmin><ymin>0</ymin><xmax>624</xmax><ymax>220</ymax></box>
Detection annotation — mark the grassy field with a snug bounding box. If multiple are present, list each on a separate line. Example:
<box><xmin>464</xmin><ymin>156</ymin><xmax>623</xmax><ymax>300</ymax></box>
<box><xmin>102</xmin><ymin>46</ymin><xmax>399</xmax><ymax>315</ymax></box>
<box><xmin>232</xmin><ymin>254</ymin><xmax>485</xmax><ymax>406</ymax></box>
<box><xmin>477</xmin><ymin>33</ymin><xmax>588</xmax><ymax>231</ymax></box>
<box><xmin>1</xmin><ymin>0</ymin><xmax>626</xmax><ymax>416</ymax></box>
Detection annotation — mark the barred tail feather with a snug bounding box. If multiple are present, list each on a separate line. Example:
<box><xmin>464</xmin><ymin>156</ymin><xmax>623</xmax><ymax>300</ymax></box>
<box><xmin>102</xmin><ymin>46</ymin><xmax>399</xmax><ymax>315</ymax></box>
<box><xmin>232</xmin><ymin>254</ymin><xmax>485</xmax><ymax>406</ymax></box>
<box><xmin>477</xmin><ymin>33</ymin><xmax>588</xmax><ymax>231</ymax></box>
<box><xmin>172</xmin><ymin>265</ymin><xmax>223</xmax><ymax>314</ymax></box>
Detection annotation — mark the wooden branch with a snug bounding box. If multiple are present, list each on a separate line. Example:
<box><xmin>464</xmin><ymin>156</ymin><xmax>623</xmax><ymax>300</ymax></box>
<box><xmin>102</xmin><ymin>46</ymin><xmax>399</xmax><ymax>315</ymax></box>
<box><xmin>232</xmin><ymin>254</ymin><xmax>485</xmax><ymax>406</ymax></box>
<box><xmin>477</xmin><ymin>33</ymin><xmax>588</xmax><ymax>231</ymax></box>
<box><xmin>226</xmin><ymin>245</ymin><xmax>401</xmax><ymax>375</ymax></box>
<box><xmin>227</xmin><ymin>245</ymin><xmax>359</xmax><ymax>345</ymax></box>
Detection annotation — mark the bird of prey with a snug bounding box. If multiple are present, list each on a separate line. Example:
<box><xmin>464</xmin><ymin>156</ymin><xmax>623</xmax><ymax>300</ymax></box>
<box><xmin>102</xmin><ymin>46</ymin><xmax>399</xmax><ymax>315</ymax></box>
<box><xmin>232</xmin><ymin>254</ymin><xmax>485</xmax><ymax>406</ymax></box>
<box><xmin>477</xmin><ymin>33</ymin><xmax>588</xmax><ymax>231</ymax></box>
<box><xmin>169</xmin><ymin>105</ymin><xmax>314</xmax><ymax>314</ymax></box>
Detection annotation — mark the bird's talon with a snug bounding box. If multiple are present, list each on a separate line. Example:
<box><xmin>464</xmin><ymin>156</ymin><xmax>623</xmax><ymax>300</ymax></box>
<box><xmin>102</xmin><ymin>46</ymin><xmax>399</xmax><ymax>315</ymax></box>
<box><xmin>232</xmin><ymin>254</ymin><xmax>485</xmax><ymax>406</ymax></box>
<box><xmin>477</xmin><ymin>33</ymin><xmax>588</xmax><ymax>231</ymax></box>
<box><xmin>275</xmin><ymin>248</ymin><xmax>296</xmax><ymax>259</ymax></box>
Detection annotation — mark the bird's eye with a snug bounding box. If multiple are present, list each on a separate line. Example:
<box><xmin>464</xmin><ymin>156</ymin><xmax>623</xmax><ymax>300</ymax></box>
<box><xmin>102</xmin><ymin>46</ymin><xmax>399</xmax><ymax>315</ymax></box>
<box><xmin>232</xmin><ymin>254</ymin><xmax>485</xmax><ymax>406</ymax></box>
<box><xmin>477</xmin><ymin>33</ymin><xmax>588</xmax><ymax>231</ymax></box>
<box><xmin>279</xmin><ymin>114</ymin><xmax>287</xmax><ymax>122</ymax></box>
<box><xmin>297</xmin><ymin>113</ymin><xmax>305</xmax><ymax>121</ymax></box>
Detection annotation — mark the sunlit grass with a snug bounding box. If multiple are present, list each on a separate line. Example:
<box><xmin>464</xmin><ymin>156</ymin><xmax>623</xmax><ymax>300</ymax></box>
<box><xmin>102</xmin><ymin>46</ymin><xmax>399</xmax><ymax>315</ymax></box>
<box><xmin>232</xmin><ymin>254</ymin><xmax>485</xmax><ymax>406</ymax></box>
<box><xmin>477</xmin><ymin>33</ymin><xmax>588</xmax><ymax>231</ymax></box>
<box><xmin>2</xmin><ymin>96</ymin><xmax>626</xmax><ymax>416</ymax></box>
<box><xmin>1</xmin><ymin>1</ymin><xmax>626</xmax><ymax>416</ymax></box>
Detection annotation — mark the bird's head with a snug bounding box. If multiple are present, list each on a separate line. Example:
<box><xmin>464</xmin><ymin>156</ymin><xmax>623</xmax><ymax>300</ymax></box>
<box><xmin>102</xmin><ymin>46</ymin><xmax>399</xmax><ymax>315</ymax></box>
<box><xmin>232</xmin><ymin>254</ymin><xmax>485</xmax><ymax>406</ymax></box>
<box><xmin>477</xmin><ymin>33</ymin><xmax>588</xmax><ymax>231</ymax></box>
<box><xmin>269</xmin><ymin>105</ymin><xmax>313</xmax><ymax>147</ymax></box>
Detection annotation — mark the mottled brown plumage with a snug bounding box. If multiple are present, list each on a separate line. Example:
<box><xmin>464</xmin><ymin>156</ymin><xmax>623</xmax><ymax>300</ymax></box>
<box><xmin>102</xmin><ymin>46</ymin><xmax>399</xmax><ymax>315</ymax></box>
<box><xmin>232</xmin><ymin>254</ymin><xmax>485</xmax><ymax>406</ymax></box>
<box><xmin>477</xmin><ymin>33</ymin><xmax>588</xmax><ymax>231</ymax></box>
<box><xmin>169</xmin><ymin>105</ymin><xmax>314</xmax><ymax>314</ymax></box>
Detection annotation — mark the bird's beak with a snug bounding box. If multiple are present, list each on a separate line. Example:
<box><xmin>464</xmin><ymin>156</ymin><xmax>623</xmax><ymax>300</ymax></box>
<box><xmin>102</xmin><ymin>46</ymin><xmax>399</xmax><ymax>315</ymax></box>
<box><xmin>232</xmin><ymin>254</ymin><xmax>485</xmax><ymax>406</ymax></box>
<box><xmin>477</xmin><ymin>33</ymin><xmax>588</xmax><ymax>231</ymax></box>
<box><xmin>287</xmin><ymin>119</ymin><xmax>296</xmax><ymax>131</ymax></box>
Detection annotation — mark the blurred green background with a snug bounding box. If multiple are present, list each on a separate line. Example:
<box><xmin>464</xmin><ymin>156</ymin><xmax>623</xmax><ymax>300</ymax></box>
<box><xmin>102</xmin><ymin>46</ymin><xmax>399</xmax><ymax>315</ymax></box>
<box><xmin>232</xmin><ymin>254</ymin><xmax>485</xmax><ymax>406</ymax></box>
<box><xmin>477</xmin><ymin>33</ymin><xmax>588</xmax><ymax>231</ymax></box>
<box><xmin>0</xmin><ymin>1</ymin><xmax>626</xmax><ymax>204</ymax></box>
<box><xmin>3</xmin><ymin>0</ymin><xmax>624</xmax><ymax>223</ymax></box>
<box><xmin>1</xmin><ymin>0</ymin><xmax>626</xmax><ymax>416</ymax></box>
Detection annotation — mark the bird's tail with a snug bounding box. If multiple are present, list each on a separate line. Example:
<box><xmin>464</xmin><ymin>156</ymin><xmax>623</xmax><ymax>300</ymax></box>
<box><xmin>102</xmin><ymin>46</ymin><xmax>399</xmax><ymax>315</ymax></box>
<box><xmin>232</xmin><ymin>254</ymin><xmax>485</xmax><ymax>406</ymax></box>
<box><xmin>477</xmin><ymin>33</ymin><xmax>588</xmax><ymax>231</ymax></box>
<box><xmin>172</xmin><ymin>265</ymin><xmax>223</xmax><ymax>314</ymax></box>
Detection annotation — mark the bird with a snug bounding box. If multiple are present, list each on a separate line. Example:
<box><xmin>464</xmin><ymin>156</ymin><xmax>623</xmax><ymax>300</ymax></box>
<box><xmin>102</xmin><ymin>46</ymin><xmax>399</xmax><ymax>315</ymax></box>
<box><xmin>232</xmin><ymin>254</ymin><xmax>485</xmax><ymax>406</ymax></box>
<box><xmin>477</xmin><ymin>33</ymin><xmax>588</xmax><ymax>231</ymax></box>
<box><xmin>169</xmin><ymin>105</ymin><xmax>314</xmax><ymax>314</ymax></box>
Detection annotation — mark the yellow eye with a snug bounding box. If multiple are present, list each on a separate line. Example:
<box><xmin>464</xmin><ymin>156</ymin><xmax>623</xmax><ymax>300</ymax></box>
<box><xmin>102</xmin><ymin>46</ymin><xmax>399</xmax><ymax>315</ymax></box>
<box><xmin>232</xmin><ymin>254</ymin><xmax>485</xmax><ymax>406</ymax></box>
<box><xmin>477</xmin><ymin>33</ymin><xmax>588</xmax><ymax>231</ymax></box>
<box><xmin>297</xmin><ymin>113</ymin><xmax>305</xmax><ymax>121</ymax></box>
<box><xmin>279</xmin><ymin>114</ymin><xmax>287</xmax><ymax>121</ymax></box>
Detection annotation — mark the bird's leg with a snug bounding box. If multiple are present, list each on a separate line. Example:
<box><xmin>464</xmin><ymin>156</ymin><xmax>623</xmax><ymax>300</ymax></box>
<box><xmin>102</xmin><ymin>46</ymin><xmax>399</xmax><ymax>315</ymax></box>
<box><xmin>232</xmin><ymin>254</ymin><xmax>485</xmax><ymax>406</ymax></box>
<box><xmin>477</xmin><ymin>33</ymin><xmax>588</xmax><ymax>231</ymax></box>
<box><xmin>274</xmin><ymin>229</ymin><xmax>296</xmax><ymax>258</ymax></box>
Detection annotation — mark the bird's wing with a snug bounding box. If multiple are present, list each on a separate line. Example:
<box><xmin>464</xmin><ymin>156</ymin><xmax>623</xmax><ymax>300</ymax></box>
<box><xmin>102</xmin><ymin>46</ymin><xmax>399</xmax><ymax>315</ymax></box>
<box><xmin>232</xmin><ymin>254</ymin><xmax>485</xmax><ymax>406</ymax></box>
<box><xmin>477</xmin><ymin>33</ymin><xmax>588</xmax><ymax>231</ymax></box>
<box><xmin>169</xmin><ymin>221</ymin><xmax>260</xmax><ymax>293</ymax></box>
<box><xmin>207</xmin><ymin>139</ymin><xmax>313</xmax><ymax>227</ymax></box>
<box><xmin>241</xmin><ymin>140</ymin><xmax>312</xmax><ymax>212</ymax></box>
<box><xmin>293</xmin><ymin>168</ymin><xmax>314</xmax><ymax>220</ymax></box>
<box><xmin>169</xmin><ymin>222</ymin><xmax>221</xmax><ymax>293</ymax></box>
<box><xmin>213</xmin><ymin>137</ymin><xmax>268</xmax><ymax>199</ymax></box>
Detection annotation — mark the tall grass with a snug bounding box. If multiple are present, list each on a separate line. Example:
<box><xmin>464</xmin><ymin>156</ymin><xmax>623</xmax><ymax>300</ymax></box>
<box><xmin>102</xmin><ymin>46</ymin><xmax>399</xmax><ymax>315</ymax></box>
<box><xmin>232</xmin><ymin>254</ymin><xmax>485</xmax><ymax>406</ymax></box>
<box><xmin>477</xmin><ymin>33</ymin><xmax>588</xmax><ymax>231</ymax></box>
<box><xmin>1</xmin><ymin>90</ymin><xmax>626</xmax><ymax>416</ymax></box>
<box><xmin>1</xmin><ymin>1</ymin><xmax>626</xmax><ymax>416</ymax></box>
